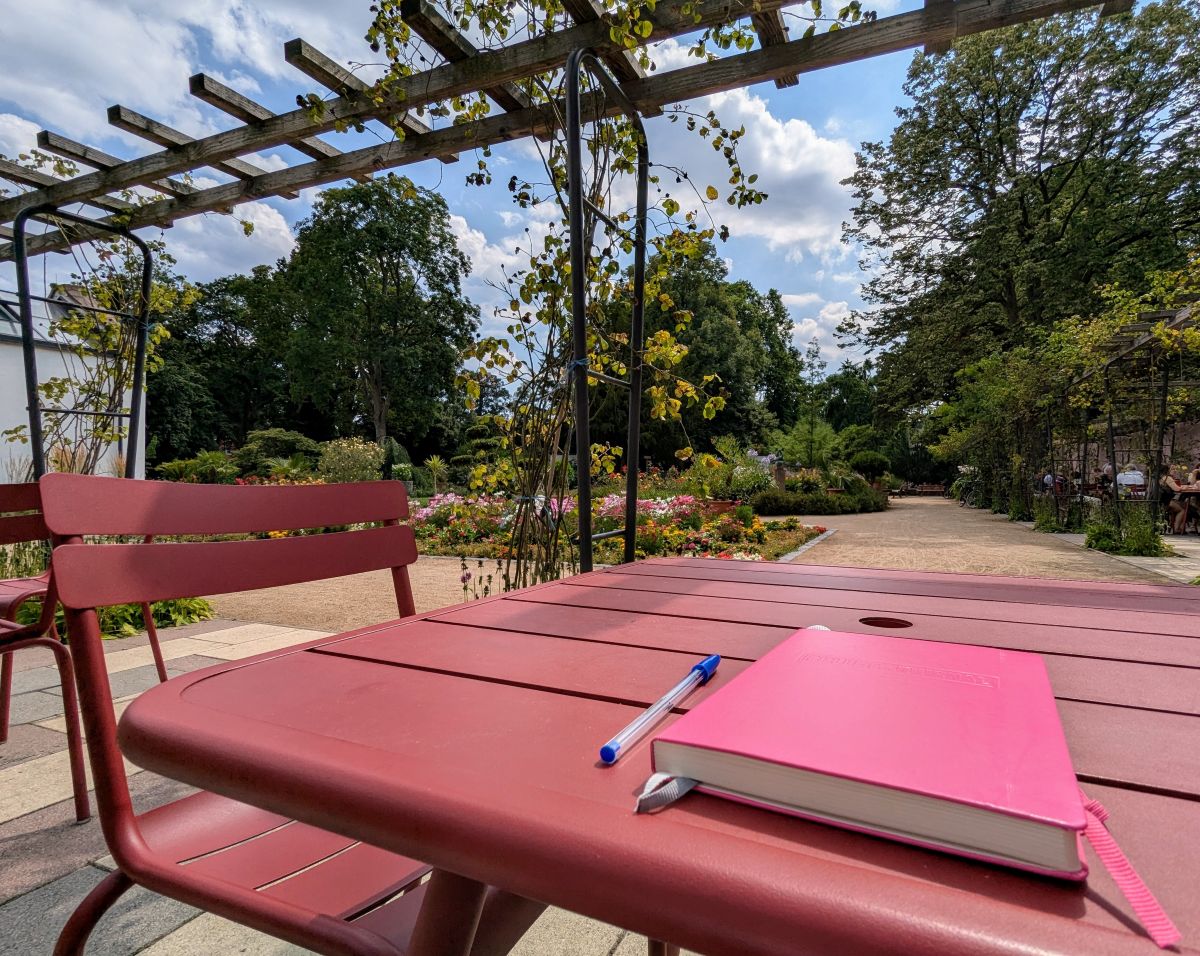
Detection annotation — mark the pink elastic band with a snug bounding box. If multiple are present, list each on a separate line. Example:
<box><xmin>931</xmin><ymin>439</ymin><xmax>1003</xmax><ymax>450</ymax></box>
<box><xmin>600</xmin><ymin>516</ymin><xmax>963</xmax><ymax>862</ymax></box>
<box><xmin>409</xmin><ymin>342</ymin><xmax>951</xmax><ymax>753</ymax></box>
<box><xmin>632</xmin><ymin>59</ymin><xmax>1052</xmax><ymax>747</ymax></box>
<box><xmin>1079</xmin><ymin>789</ymin><xmax>1181</xmax><ymax>949</ymax></box>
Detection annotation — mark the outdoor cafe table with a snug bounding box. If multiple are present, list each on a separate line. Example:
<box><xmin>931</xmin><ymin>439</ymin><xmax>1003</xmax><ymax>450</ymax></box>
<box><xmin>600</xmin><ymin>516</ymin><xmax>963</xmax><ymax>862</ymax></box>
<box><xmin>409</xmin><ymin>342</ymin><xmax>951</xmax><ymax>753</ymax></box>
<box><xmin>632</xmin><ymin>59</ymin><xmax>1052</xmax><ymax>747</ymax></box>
<box><xmin>119</xmin><ymin>558</ymin><xmax>1200</xmax><ymax>956</ymax></box>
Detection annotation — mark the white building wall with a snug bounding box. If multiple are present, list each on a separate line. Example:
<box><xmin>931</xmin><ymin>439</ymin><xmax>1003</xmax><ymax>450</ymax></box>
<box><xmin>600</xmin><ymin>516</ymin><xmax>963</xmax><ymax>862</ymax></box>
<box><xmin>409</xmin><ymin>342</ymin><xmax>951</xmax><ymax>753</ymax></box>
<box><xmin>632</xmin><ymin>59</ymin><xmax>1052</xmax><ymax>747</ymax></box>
<box><xmin>0</xmin><ymin>338</ymin><xmax>145</xmax><ymax>479</ymax></box>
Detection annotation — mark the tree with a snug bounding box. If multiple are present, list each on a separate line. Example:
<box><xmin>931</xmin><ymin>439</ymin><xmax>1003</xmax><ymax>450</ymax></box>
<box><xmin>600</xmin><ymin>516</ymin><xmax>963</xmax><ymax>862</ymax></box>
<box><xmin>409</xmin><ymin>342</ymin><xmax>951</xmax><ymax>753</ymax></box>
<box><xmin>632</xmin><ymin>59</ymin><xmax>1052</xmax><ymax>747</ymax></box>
<box><xmin>842</xmin><ymin>0</ymin><xmax>1200</xmax><ymax>413</ymax></box>
<box><xmin>282</xmin><ymin>175</ymin><xmax>478</xmax><ymax>444</ymax></box>
<box><xmin>798</xmin><ymin>338</ymin><xmax>829</xmax><ymax>468</ymax></box>
<box><xmin>824</xmin><ymin>362</ymin><xmax>875</xmax><ymax>431</ymax></box>
<box><xmin>148</xmin><ymin>269</ymin><xmax>322</xmax><ymax>462</ymax></box>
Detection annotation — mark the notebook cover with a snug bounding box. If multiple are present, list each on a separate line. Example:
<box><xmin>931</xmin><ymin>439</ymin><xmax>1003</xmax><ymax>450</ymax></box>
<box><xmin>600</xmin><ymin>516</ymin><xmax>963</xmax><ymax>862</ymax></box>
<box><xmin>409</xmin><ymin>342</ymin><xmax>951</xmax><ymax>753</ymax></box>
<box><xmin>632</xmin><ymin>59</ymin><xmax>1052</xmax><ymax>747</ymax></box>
<box><xmin>653</xmin><ymin>629</ymin><xmax>1087</xmax><ymax>874</ymax></box>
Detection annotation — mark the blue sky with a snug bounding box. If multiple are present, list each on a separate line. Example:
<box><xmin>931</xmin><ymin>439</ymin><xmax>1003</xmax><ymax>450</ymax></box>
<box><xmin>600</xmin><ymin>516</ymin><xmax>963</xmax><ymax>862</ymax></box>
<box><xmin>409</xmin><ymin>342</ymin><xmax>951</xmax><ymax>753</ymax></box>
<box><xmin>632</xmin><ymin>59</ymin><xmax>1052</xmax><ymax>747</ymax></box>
<box><xmin>0</xmin><ymin>0</ymin><xmax>920</xmax><ymax>368</ymax></box>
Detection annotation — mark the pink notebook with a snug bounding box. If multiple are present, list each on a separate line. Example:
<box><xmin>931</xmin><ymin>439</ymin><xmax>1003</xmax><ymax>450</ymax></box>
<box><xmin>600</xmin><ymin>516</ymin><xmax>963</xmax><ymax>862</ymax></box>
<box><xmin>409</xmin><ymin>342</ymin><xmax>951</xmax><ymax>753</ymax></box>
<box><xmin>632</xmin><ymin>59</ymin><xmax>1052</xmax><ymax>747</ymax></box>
<box><xmin>653</xmin><ymin>628</ymin><xmax>1088</xmax><ymax>877</ymax></box>
<box><xmin>649</xmin><ymin>628</ymin><xmax>1181</xmax><ymax>947</ymax></box>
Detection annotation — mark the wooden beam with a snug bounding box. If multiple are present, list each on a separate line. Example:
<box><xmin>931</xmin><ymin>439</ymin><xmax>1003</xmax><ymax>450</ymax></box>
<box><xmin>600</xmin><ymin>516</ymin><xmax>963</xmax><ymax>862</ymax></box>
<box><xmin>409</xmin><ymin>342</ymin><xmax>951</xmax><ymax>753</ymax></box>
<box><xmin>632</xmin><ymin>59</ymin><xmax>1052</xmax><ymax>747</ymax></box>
<box><xmin>107</xmin><ymin>105</ymin><xmax>300</xmax><ymax>198</ymax></box>
<box><xmin>400</xmin><ymin>0</ymin><xmax>533</xmax><ymax>113</ymax></box>
<box><xmin>751</xmin><ymin>11</ymin><xmax>799</xmax><ymax>87</ymax></box>
<box><xmin>0</xmin><ymin>0</ymin><xmax>1103</xmax><ymax>228</ymax></box>
<box><xmin>1098</xmin><ymin>0</ymin><xmax>1134</xmax><ymax>15</ymax></box>
<box><xmin>283</xmin><ymin>37</ymin><xmax>457</xmax><ymax>164</ymax></box>
<box><xmin>1</xmin><ymin>0</ymin><xmax>1115</xmax><ymax>261</ymax></box>
<box><xmin>36</xmin><ymin>130</ymin><xmax>199</xmax><ymax>200</ymax></box>
<box><xmin>621</xmin><ymin>0</ymin><xmax>1106</xmax><ymax>110</ymax></box>
<box><xmin>188</xmin><ymin>73</ymin><xmax>370</xmax><ymax>183</ymax></box>
<box><xmin>923</xmin><ymin>0</ymin><xmax>955</xmax><ymax>54</ymax></box>
<box><xmin>559</xmin><ymin>0</ymin><xmax>647</xmax><ymax>85</ymax></box>
<box><xmin>0</xmin><ymin>0</ymin><xmax>796</xmax><ymax>222</ymax></box>
<box><xmin>0</xmin><ymin>158</ymin><xmax>135</xmax><ymax>215</ymax></box>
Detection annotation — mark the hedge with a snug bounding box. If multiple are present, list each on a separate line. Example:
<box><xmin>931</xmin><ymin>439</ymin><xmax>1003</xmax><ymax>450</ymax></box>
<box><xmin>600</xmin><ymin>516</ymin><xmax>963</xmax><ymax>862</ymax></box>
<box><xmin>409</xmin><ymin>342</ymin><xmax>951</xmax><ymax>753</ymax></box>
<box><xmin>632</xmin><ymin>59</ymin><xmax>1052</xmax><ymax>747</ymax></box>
<box><xmin>750</xmin><ymin>488</ymin><xmax>888</xmax><ymax>516</ymax></box>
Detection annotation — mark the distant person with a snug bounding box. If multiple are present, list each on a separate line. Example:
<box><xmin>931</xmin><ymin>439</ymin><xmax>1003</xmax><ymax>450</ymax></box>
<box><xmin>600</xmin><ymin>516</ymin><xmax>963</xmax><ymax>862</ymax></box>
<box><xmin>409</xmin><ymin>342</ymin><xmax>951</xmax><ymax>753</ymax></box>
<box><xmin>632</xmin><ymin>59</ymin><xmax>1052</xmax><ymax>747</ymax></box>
<box><xmin>1159</xmin><ymin>465</ymin><xmax>1186</xmax><ymax>534</ymax></box>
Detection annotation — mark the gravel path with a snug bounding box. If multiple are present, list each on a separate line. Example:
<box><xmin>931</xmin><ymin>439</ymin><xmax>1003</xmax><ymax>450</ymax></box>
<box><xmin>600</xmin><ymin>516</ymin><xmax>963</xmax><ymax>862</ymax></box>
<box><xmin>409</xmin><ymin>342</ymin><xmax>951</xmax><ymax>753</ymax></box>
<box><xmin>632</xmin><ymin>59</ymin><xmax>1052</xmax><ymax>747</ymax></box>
<box><xmin>785</xmin><ymin>497</ymin><xmax>1171</xmax><ymax>583</ymax></box>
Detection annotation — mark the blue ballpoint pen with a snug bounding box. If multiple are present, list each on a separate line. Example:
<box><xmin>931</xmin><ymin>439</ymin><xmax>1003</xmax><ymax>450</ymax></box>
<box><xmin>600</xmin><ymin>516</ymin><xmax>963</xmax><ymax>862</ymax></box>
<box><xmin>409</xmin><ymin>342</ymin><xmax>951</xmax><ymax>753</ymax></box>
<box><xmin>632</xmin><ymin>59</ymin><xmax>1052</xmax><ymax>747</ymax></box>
<box><xmin>599</xmin><ymin>654</ymin><xmax>721</xmax><ymax>765</ymax></box>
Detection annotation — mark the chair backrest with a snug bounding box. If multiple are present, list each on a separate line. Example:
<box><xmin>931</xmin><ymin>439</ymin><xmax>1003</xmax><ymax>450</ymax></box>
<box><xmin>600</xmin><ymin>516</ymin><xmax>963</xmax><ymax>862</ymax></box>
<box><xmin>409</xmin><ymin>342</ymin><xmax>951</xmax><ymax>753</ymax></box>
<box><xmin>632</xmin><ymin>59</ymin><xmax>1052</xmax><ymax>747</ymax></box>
<box><xmin>40</xmin><ymin>474</ymin><xmax>417</xmax><ymax>612</ymax></box>
<box><xmin>36</xmin><ymin>473</ymin><xmax>419</xmax><ymax>861</ymax></box>
<box><xmin>0</xmin><ymin>482</ymin><xmax>49</xmax><ymax>546</ymax></box>
<box><xmin>0</xmin><ymin>483</ymin><xmax>56</xmax><ymax>637</ymax></box>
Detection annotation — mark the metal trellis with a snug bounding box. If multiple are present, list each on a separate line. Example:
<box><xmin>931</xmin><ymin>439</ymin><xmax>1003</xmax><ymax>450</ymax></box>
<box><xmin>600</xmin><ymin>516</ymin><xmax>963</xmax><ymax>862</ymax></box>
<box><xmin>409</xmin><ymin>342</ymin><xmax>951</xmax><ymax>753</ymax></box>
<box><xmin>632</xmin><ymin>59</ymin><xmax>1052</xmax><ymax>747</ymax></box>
<box><xmin>13</xmin><ymin>205</ymin><xmax>152</xmax><ymax>479</ymax></box>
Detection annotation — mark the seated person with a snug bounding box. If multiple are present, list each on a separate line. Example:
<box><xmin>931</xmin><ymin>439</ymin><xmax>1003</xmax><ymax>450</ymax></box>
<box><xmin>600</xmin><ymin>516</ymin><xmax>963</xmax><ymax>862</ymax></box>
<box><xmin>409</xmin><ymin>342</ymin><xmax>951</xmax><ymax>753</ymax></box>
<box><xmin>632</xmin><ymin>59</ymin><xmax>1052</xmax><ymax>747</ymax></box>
<box><xmin>1159</xmin><ymin>465</ymin><xmax>1186</xmax><ymax>534</ymax></box>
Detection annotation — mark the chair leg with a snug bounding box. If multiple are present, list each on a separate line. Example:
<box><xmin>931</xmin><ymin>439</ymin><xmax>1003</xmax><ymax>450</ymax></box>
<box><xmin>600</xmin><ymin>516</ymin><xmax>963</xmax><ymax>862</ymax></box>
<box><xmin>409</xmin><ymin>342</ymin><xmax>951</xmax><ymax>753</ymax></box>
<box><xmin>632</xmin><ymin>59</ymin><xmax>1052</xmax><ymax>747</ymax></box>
<box><xmin>142</xmin><ymin>604</ymin><xmax>168</xmax><ymax>683</ymax></box>
<box><xmin>647</xmin><ymin>942</ymin><xmax>679</xmax><ymax>956</ymax></box>
<box><xmin>53</xmin><ymin>869</ymin><xmax>133</xmax><ymax>956</ymax></box>
<box><xmin>0</xmin><ymin>651</ymin><xmax>12</xmax><ymax>744</ymax></box>
<box><xmin>44</xmin><ymin>637</ymin><xmax>91</xmax><ymax>822</ymax></box>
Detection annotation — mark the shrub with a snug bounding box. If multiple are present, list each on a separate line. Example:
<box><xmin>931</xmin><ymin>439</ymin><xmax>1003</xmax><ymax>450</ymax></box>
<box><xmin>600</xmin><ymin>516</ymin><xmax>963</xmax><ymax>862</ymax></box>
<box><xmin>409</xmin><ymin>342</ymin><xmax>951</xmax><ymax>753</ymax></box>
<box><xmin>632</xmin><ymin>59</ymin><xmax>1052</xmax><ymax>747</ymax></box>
<box><xmin>784</xmin><ymin>468</ymin><xmax>824</xmax><ymax>494</ymax></box>
<box><xmin>1032</xmin><ymin>495</ymin><xmax>1062</xmax><ymax>532</ymax></box>
<box><xmin>233</xmin><ymin>429</ymin><xmax>321</xmax><ymax>476</ymax></box>
<box><xmin>317</xmin><ymin>438</ymin><xmax>386</xmax><ymax>484</ymax></box>
<box><xmin>157</xmin><ymin>450</ymin><xmax>239</xmax><ymax>484</ymax></box>
<box><xmin>849</xmin><ymin>450</ymin><xmax>891</xmax><ymax>481</ymax></box>
<box><xmin>1085</xmin><ymin>505</ymin><xmax>1165</xmax><ymax>556</ymax></box>
<box><xmin>410</xmin><ymin>465</ymin><xmax>434</xmax><ymax>496</ymax></box>
<box><xmin>392</xmin><ymin>462</ymin><xmax>414</xmax><ymax>481</ymax></box>
<box><xmin>750</xmin><ymin>488</ymin><xmax>887</xmax><ymax>516</ymax></box>
<box><xmin>18</xmin><ymin>594</ymin><xmax>215</xmax><ymax>639</ymax></box>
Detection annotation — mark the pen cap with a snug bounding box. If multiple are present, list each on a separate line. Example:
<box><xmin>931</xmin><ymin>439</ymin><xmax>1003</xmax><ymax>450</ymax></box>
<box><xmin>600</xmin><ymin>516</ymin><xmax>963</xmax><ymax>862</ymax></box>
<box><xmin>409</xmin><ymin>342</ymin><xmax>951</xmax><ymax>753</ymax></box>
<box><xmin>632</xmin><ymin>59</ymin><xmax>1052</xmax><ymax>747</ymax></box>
<box><xmin>691</xmin><ymin>654</ymin><xmax>721</xmax><ymax>684</ymax></box>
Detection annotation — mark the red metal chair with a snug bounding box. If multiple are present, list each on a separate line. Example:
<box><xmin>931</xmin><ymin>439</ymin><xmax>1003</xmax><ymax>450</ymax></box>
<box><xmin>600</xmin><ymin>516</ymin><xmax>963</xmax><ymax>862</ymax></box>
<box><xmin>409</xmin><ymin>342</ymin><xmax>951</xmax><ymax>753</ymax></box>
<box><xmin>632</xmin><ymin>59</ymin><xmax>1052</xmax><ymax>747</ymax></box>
<box><xmin>40</xmin><ymin>474</ymin><xmax>545</xmax><ymax>956</ymax></box>
<box><xmin>0</xmin><ymin>482</ymin><xmax>89</xmax><ymax>822</ymax></box>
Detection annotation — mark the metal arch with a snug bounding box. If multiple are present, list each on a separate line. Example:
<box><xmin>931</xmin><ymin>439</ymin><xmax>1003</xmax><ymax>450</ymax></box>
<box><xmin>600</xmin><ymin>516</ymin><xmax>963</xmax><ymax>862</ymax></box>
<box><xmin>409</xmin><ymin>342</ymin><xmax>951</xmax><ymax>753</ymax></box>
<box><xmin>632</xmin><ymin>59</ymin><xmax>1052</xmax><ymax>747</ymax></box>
<box><xmin>13</xmin><ymin>205</ymin><xmax>153</xmax><ymax>479</ymax></box>
<box><xmin>566</xmin><ymin>47</ymin><xmax>649</xmax><ymax>572</ymax></box>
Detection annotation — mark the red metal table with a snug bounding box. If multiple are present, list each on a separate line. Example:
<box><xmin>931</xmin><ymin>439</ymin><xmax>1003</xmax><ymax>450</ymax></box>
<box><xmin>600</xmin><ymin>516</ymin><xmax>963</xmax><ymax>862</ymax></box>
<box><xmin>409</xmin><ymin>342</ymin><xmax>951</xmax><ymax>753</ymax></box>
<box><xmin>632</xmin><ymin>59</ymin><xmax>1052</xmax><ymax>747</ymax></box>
<box><xmin>120</xmin><ymin>558</ymin><xmax>1200</xmax><ymax>955</ymax></box>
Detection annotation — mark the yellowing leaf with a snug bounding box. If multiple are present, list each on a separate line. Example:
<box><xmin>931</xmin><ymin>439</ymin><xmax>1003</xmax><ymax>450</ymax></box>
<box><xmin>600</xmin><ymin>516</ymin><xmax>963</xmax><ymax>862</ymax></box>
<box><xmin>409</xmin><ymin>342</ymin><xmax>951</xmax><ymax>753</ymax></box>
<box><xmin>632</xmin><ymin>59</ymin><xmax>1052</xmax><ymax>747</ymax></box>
<box><xmin>705</xmin><ymin>185</ymin><xmax>719</xmax><ymax>200</ymax></box>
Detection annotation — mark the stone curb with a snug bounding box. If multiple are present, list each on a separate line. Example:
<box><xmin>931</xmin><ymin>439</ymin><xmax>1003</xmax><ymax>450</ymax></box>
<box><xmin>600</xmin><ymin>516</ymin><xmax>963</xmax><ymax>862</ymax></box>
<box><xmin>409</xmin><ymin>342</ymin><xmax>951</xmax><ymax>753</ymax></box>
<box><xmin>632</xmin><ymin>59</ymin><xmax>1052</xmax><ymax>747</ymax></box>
<box><xmin>775</xmin><ymin>528</ymin><xmax>837</xmax><ymax>563</ymax></box>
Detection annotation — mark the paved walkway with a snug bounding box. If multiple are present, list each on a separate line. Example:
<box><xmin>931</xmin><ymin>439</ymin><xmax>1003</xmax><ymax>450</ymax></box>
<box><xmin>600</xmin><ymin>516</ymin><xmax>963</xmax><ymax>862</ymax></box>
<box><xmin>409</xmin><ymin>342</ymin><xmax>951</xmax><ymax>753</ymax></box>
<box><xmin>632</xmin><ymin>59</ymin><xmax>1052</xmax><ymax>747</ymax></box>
<box><xmin>785</xmin><ymin>497</ymin><xmax>1187</xmax><ymax>583</ymax></box>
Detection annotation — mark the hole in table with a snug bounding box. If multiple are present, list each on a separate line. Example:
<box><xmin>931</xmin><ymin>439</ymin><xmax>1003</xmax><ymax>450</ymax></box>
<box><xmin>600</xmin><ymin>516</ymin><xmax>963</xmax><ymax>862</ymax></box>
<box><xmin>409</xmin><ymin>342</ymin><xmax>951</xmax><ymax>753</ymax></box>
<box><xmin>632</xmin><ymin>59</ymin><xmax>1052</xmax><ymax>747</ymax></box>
<box><xmin>859</xmin><ymin>616</ymin><xmax>913</xmax><ymax>629</ymax></box>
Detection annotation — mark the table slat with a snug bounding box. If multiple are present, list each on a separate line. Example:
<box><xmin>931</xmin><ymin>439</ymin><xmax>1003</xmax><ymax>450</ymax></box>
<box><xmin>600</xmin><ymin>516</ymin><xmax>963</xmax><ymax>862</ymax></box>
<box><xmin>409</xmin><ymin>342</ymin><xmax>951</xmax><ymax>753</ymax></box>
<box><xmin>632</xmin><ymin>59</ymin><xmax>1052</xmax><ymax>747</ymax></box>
<box><xmin>515</xmin><ymin>583</ymin><xmax>1200</xmax><ymax>668</ymax></box>
<box><xmin>618</xmin><ymin>561</ymin><xmax>1200</xmax><ymax>615</ymax></box>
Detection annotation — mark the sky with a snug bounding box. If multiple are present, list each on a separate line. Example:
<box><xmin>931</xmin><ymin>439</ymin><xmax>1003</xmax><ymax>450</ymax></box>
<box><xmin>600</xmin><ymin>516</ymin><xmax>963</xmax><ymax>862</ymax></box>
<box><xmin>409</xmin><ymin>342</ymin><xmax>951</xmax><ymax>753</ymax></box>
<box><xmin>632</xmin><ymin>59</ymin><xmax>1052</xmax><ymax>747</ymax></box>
<box><xmin>0</xmin><ymin>0</ymin><xmax>921</xmax><ymax>368</ymax></box>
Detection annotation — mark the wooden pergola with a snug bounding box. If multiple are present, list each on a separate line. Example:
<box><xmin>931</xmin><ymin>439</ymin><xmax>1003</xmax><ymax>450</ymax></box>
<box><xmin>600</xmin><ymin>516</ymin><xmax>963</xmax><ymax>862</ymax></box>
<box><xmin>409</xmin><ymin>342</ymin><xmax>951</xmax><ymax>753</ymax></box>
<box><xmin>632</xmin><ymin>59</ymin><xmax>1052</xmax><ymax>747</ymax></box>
<box><xmin>0</xmin><ymin>0</ymin><xmax>1129</xmax><ymax>260</ymax></box>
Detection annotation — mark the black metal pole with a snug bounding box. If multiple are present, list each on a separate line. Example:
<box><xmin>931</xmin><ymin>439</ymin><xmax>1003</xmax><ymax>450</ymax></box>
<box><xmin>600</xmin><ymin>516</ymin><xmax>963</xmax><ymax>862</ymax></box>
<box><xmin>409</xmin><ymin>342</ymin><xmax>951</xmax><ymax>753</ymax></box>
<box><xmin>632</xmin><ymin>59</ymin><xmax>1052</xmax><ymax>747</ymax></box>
<box><xmin>125</xmin><ymin>232</ymin><xmax>153</xmax><ymax>478</ymax></box>
<box><xmin>13</xmin><ymin>208</ymin><xmax>46</xmax><ymax>478</ymax></box>
<box><xmin>623</xmin><ymin>137</ymin><xmax>649</xmax><ymax>565</ymax></box>
<box><xmin>1104</xmin><ymin>369</ymin><xmax>1120</xmax><ymax>531</ymax></box>
<box><xmin>565</xmin><ymin>48</ymin><xmax>593</xmax><ymax>572</ymax></box>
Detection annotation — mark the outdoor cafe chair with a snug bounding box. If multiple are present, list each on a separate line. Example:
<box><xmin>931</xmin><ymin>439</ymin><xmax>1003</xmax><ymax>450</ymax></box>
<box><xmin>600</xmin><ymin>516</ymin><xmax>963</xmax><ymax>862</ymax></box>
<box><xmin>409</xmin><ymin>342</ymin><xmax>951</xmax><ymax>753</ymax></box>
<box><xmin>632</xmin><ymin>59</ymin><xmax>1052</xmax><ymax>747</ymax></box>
<box><xmin>39</xmin><ymin>473</ymin><xmax>545</xmax><ymax>956</ymax></box>
<box><xmin>0</xmin><ymin>482</ymin><xmax>89</xmax><ymax>822</ymax></box>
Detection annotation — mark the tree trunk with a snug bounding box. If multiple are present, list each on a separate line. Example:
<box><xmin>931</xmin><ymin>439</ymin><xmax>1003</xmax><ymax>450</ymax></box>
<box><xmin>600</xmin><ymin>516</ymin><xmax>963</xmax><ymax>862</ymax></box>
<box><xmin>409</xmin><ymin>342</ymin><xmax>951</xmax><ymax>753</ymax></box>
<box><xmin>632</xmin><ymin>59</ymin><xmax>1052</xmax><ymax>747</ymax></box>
<box><xmin>365</xmin><ymin>366</ymin><xmax>389</xmax><ymax>443</ymax></box>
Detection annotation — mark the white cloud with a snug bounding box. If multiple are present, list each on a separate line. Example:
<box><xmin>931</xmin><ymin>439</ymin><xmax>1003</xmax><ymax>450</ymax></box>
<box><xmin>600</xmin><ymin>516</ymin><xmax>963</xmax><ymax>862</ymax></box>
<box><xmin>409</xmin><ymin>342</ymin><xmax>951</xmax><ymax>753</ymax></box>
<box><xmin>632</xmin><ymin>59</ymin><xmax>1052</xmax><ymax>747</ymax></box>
<box><xmin>164</xmin><ymin>202</ymin><xmax>295</xmax><ymax>283</ymax></box>
<box><xmin>642</xmin><ymin>84</ymin><xmax>858</xmax><ymax>268</ymax></box>
<box><xmin>781</xmin><ymin>292</ymin><xmax>821</xmax><ymax>308</ymax></box>
<box><xmin>0</xmin><ymin>113</ymin><xmax>41</xmax><ymax>159</ymax></box>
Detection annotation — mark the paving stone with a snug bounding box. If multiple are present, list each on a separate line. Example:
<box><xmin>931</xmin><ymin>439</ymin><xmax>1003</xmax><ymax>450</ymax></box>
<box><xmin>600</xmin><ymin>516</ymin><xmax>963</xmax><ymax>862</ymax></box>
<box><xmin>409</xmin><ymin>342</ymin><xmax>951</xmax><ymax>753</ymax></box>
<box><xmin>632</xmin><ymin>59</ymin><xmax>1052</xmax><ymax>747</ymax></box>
<box><xmin>0</xmin><ymin>722</ymin><xmax>69</xmax><ymax>771</ymax></box>
<box><xmin>163</xmin><ymin>654</ymin><xmax>230</xmax><ymax>676</ymax></box>
<box><xmin>199</xmin><ymin>629</ymin><xmax>333</xmax><ymax>662</ymax></box>
<box><xmin>39</xmin><ymin>663</ymin><xmax>166</xmax><ymax>703</ymax></box>
<box><xmin>6</xmin><ymin>689</ymin><xmax>64</xmax><ymax>725</ymax></box>
<box><xmin>507</xmin><ymin>907</ymin><xmax>626</xmax><ymax>956</ymax></box>
<box><xmin>8</xmin><ymin>664</ymin><xmax>64</xmax><ymax>695</ymax></box>
<box><xmin>189</xmin><ymin>622</ymin><xmax>305</xmax><ymax>646</ymax></box>
<box><xmin>98</xmin><ymin>638</ymin><xmax>221</xmax><ymax>677</ymax></box>
<box><xmin>0</xmin><ymin>745</ymin><xmax>140</xmax><ymax>826</ymax></box>
<box><xmin>37</xmin><ymin>694</ymin><xmax>136</xmax><ymax>735</ymax></box>
<box><xmin>0</xmin><ymin>865</ymin><xmax>197</xmax><ymax>956</ymax></box>
<box><xmin>7</xmin><ymin>644</ymin><xmax>59</xmax><ymax>673</ymax></box>
<box><xmin>139</xmin><ymin>912</ymin><xmax>317</xmax><ymax>955</ymax></box>
<box><xmin>0</xmin><ymin>773</ymin><xmax>195</xmax><ymax>905</ymax></box>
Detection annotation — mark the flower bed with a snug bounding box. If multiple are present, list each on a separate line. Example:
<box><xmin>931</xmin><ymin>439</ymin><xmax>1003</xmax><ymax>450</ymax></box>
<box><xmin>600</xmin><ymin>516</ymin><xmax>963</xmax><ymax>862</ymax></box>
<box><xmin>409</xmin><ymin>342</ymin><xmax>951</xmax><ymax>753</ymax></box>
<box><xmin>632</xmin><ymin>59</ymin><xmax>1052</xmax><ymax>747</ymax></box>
<box><xmin>410</xmin><ymin>493</ymin><xmax>824</xmax><ymax>562</ymax></box>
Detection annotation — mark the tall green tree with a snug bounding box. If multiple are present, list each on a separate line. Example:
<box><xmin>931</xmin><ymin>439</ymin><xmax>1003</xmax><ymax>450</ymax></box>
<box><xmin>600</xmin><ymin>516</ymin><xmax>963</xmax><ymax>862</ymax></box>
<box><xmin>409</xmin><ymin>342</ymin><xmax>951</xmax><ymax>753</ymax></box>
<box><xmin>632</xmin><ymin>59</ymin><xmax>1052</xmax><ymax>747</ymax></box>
<box><xmin>842</xmin><ymin>0</ymin><xmax>1200</xmax><ymax>412</ymax></box>
<box><xmin>282</xmin><ymin>175</ymin><xmax>478</xmax><ymax>443</ymax></box>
